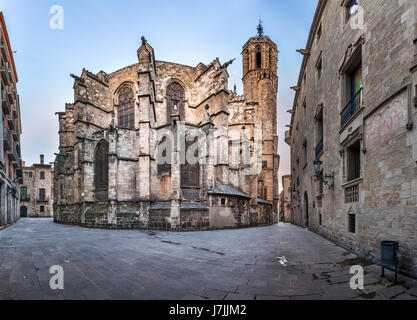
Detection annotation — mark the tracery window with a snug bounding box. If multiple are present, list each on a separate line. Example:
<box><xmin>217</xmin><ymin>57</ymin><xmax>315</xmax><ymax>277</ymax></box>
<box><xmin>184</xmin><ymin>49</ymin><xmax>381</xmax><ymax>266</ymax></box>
<box><xmin>166</xmin><ymin>82</ymin><xmax>184</xmax><ymax>122</ymax></box>
<box><xmin>118</xmin><ymin>87</ymin><xmax>135</xmax><ymax>128</ymax></box>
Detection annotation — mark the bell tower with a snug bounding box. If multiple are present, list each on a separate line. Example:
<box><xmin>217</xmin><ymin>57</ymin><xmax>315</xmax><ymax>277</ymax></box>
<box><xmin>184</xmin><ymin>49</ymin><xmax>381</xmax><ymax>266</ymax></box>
<box><xmin>242</xmin><ymin>21</ymin><xmax>279</xmax><ymax>213</ymax></box>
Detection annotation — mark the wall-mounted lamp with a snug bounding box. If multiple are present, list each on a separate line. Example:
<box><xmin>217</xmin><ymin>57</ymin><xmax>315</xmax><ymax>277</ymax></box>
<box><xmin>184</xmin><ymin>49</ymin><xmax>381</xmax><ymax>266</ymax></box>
<box><xmin>313</xmin><ymin>159</ymin><xmax>334</xmax><ymax>190</ymax></box>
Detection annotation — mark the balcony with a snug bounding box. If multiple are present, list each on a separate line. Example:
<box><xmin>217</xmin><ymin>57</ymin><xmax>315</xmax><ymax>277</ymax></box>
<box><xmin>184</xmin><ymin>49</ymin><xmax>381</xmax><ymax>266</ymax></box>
<box><xmin>0</xmin><ymin>62</ymin><xmax>8</xmax><ymax>84</ymax></box>
<box><xmin>36</xmin><ymin>198</ymin><xmax>49</xmax><ymax>203</ymax></box>
<box><xmin>0</xmin><ymin>40</ymin><xmax>10</xmax><ymax>67</ymax></box>
<box><xmin>12</xmin><ymin>127</ymin><xmax>18</xmax><ymax>141</ymax></box>
<box><xmin>3</xmin><ymin>127</ymin><xmax>12</xmax><ymax>151</ymax></box>
<box><xmin>12</xmin><ymin>100</ymin><xmax>18</xmax><ymax>118</ymax></box>
<box><xmin>1</xmin><ymin>88</ymin><xmax>10</xmax><ymax>114</ymax></box>
<box><xmin>7</xmin><ymin>114</ymin><xmax>15</xmax><ymax>130</ymax></box>
<box><xmin>341</xmin><ymin>87</ymin><xmax>363</xmax><ymax>127</ymax></box>
<box><xmin>315</xmin><ymin>139</ymin><xmax>323</xmax><ymax>159</ymax></box>
<box><xmin>12</xmin><ymin>146</ymin><xmax>19</xmax><ymax>164</ymax></box>
<box><xmin>343</xmin><ymin>179</ymin><xmax>361</xmax><ymax>203</ymax></box>
<box><xmin>6</xmin><ymin>84</ymin><xmax>14</xmax><ymax>101</ymax></box>
<box><xmin>20</xmin><ymin>196</ymin><xmax>30</xmax><ymax>202</ymax></box>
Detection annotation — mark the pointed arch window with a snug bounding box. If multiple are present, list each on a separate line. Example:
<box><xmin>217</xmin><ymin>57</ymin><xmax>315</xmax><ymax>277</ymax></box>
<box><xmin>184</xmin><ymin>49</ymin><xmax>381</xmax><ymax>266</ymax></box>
<box><xmin>166</xmin><ymin>82</ymin><xmax>184</xmax><ymax>122</ymax></box>
<box><xmin>95</xmin><ymin>140</ymin><xmax>109</xmax><ymax>201</ymax></box>
<box><xmin>256</xmin><ymin>47</ymin><xmax>262</xmax><ymax>69</ymax></box>
<box><xmin>118</xmin><ymin>87</ymin><xmax>135</xmax><ymax>128</ymax></box>
<box><xmin>269</xmin><ymin>48</ymin><xmax>273</xmax><ymax>69</ymax></box>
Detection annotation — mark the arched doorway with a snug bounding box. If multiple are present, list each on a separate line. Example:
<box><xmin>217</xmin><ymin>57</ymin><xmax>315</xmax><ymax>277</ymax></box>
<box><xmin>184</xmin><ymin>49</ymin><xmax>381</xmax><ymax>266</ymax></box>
<box><xmin>304</xmin><ymin>192</ymin><xmax>309</xmax><ymax>228</ymax></box>
<box><xmin>20</xmin><ymin>206</ymin><xmax>27</xmax><ymax>218</ymax></box>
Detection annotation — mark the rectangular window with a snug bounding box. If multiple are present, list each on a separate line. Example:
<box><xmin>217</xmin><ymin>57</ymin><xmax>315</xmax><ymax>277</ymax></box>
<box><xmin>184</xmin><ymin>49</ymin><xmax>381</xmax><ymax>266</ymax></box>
<box><xmin>303</xmin><ymin>140</ymin><xmax>307</xmax><ymax>165</ymax></box>
<box><xmin>349</xmin><ymin>214</ymin><xmax>356</xmax><ymax>233</ymax></box>
<box><xmin>40</xmin><ymin>171</ymin><xmax>45</xmax><ymax>180</ymax></box>
<box><xmin>40</xmin><ymin>206</ymin><xmax>45</xmax><ymax>213</ymax></box>
<box><xmin>39</xmin><ymin>189</ymin><xmax>46</xmax><ymax>201</ymax></box>
<box><xmin>303</xmin><ymin>97</ymin><xmax>307</xmax><ymax>117</ymax></box>
<box><xmin>315</xmin><ymin>109</ymin><xmax>324</xmax><ymax>159</ymax></box>
<box><xmin>341</xmin><ymin>58</ymin><xmax>362</xmax><ymax>127</ymax></box>
<box><xmin>20</xmin><ymin>187</ymin><xmax>27</xmax><ymax>200</ymax></box>
<box><xmin>29</xmin><ymin>172</ymin><xmax>32</xmax><ymax>178</ymax></box>
<box><xmin>319</xmin><ymin>213</ymin><xmax>322</xmax><ymax>226</ymax></box>
<box><xmin>221</xmin><ymin>198</ymin><xmax>226</xmax><ymax>206</ymax></box>
<box><xmin>347</xmin><ymin>140</ymin><xmax>361</xmax><ymax>181</ymax></box>
<box><xmin>317</xmin><ymin>57</ymin><xmax>322</xmax><ymax>80</ymax></box>
<box><xmin>262</xmin><ymin>160</ymin><xmax>268</xmax><ymax>169</ymax></box>
<box><xmin>316</xmin><ymin>22</ymin><xmax>322</xmax><ymax>41</ymax></box>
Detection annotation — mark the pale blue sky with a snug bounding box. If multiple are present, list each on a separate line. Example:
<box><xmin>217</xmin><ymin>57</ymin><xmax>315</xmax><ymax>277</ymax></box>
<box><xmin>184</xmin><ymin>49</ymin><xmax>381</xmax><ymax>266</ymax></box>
<box><xmin>0</xmin><ymin>0</ymin><xmax>318</xmax><ymax>189</ymax></box>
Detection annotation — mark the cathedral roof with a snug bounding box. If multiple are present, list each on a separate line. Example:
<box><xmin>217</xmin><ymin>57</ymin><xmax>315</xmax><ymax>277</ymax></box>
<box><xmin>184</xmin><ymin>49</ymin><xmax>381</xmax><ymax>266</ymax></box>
<box><xmin>208</xmin><ymin>182</ymin><xmax>251</xmax><ymax>199</ymax></box>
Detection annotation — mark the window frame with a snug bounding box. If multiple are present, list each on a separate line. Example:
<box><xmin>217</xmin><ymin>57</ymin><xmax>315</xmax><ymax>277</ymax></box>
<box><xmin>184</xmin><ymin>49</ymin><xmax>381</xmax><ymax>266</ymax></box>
<box><xmin>348</xmin><ymin>213</ymin><xmax>356</xmax><ymax>233</ymax></box>
<box><xmin>39</xmin><ymin>188</ymin><xmax>46</xmax><ymax>201</ymax></box>
<box><xmin>315</xmin><ymin>52</ymin><xmax>323</xmax><ymax>81</ymax></box>
<box><xmin>118</xmin><ymin>86</ymin><xmax>135</xmax><ymax>129</ymax></box>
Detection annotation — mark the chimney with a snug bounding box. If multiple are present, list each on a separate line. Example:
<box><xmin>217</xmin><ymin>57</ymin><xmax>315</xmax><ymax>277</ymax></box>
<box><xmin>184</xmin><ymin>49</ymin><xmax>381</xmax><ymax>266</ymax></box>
<box><xmin>40</xmin><ymin>154</ymin><xmax>44</xmax><ymax>165</ymax></box>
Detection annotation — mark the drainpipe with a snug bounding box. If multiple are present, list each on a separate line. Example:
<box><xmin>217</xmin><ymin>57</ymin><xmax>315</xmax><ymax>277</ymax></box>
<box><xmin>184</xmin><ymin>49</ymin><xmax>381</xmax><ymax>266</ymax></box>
<box><xmin>407</xmin><ymin>84</ymin><xmax>413</xmax><ymax>131</ymax></box>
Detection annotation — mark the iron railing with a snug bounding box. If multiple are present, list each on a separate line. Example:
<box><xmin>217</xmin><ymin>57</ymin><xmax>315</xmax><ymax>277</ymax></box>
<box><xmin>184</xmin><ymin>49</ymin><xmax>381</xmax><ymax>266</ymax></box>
<box><xmin>315</xmin><ymin>139</ymin><xmax>323</xmax><ymax>159</ymax></box>
<box><xmin>4</xmin><ymin>127</ymin><xmax>12</xmax><ymax>150</ymax></box>
<box><xmin>341</xmin><ymin>87</ymin><xmax>363</xmax><ymax>127</ymax></box>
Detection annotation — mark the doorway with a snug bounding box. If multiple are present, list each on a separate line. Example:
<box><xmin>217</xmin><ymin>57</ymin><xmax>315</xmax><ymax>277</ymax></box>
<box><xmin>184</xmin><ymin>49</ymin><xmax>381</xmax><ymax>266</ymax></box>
<box><xmin>304</xmin><ymin>192</ymin><xmax>309</xmax><ymax>228</ymax></box>
<box><xmin>20</xmin><ymin>206</ymin><xmax>27</xmax><ymax>218</ymax></box>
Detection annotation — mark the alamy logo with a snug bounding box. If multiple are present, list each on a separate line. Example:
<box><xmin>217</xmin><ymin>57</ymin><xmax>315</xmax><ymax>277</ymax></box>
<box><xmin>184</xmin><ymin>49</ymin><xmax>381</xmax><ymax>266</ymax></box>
<box><xmin>49</xmin><ymin>5</ymin><xmax>64</xmax><ymax>30</ymax></box>
<box><xmin>349</xmin><ymin>265</ymin><xmax>364</xmax><ymax>290</ymax></box>
<box><xmin>49</xmin><ymin>265</ymin><xmax>64</xmax><ymax>290</ymax></box>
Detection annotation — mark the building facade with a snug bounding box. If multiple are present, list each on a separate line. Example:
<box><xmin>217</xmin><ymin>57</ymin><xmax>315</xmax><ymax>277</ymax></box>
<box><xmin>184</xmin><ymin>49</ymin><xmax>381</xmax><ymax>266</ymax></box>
<box><xmin>54</xmin><ymin>27</ymin><xmax>280</xmax><ymax>230</ymax></box>
<box><xmin>287</xmin><ymin>0</ymin><xmax>417</xmax><ymax>277</ymax></box>
<box><xmin>279</xmin><ymin>175</ymin><xmax>292</xmax><ymax>222</ymax></box>
<box><xmin>20</xmin><ymin>155</ymin><xmax>54</xmax><ymax>218</ymax></box>
<box><xmin>0</xmin><ymin>12</ymin><xmax>22</xmax><ymax>228</ymax></box>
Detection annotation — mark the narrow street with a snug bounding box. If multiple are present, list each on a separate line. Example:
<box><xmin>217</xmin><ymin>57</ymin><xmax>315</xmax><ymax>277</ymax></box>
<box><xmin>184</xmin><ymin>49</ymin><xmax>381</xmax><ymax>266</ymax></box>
<box><xmin>0</xmin><ymin>219</ymin><xmax>416</xmax><ymax>300</ymax></box>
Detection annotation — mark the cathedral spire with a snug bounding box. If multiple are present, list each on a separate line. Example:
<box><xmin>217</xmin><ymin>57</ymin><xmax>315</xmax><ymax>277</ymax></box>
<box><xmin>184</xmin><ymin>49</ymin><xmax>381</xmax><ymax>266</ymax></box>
<box><xmin>257</xmin><ymin>19</ymin><xmax>264</xmax><ymax>37</ymax></box>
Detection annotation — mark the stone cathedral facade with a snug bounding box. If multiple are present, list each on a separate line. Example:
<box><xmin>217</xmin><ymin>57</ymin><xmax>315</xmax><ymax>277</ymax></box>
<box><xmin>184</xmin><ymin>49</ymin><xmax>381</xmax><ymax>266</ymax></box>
<box><xmin>54</xmin><ymin>28</ymin><xmax>279</xmax><ymax>230</ymax></box>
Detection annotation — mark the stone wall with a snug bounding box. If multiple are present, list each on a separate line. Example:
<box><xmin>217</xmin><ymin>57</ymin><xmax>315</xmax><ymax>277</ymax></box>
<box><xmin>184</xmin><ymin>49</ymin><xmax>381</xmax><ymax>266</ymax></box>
<box><xmin>20</xmin><ymin>158</ymin><xmax>53</xmax><ymax>218</ymax></box>
<box><xmin>287</xmin><ymin>0</ymin><xmax>417</xmax><ymax>276</ymax></box>
<box><xmin>54</xmin><ymin>33</ymin><xmax>279</xmax><ymax>231</ymax></box>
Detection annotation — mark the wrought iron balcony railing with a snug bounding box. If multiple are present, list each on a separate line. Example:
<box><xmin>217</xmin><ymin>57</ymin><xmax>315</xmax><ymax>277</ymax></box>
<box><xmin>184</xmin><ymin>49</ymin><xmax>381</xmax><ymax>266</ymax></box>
<box><xmin>341</xmin><ymin>87</ymin><xmax>363</xmax><ymax>127</ymax></box>
<box><xmin>3</xmin><ymin>127</ymin><xmax>12</xmax><ymax>151</ymax></box>
<box><xmin>1</xmin><ymin>87</ymin><xmax>11</xmax><ymax>114</ymax></box>
<box><xmin>315</xmin><ymin>139</ymin><xmax>323</xmax><ymax>159</ymax></box>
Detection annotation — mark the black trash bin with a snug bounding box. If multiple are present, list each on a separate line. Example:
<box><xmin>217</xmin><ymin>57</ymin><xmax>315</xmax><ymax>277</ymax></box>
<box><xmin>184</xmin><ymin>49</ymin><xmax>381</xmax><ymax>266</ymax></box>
<box><xmin>381</xmin><ymin>241</ymin><xmax>399</xmax><ymax>283</ymax></box>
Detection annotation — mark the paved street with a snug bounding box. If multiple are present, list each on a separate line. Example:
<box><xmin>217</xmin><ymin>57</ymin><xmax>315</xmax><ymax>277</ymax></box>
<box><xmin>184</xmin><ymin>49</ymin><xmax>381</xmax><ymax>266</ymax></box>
<box><xmin>0</xmin><ymin>218</ymin><xmax>416</xmax><ymax>300</ymax></box>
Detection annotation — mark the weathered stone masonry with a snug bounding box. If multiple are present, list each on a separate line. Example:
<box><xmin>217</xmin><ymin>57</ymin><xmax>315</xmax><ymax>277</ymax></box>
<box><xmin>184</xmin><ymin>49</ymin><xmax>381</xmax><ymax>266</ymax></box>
<box><xmin>54</xmin><ymin>30</ymin><xmax>280</xmax><ymax>231</ymax></box>
<box><xmin>287</xmin><ymin>0</ymin><xmax>417</xmax><ymax>277</ymax></box>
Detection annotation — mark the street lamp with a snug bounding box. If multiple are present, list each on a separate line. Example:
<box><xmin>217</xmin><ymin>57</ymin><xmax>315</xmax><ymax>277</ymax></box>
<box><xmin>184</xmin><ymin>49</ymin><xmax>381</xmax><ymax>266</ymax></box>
<box><xmin>313</xmin><ymin>159</ymin><xmax>334</xmax><ymax>190</ymax></box>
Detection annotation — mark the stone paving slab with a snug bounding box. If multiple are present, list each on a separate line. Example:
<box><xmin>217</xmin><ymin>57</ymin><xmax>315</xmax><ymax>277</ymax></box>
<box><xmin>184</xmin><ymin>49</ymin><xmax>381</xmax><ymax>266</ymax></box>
<box><xmin>0</xmin><ymin>218</ymin><xmax>416</xmax><ymax>300</ymax></box>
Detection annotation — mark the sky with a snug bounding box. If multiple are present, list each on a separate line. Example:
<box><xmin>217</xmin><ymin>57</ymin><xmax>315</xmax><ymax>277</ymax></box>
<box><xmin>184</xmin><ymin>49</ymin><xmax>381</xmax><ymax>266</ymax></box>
<box><xmin>0</xmin><ymin>0</ymin><xmax>318</xmax><ymax>191</ymax></box>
